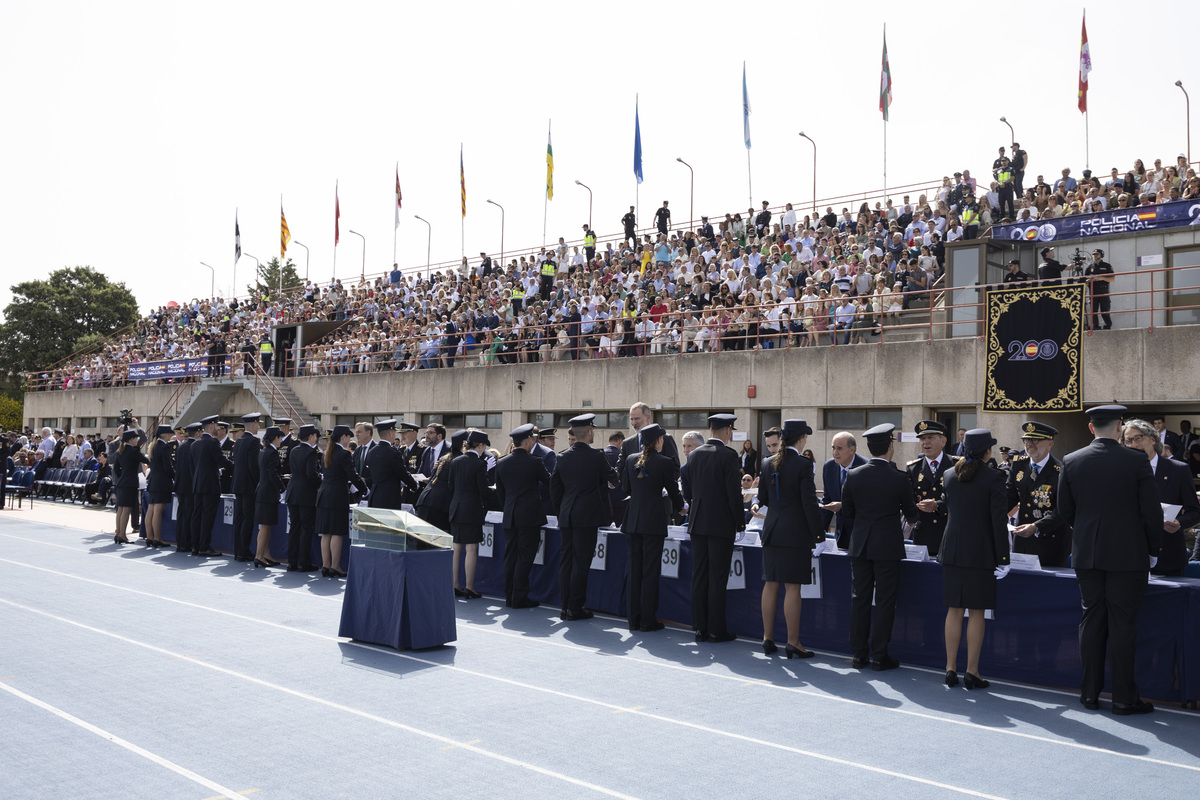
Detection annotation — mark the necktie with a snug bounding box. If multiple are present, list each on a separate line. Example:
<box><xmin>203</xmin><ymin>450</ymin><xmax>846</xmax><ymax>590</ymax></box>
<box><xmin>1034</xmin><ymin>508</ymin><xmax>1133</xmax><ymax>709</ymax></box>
<box><xmin>840</xmin><ymin>467</ymin><xmax>848</xmax><ymax>487</ymax></box>
<box><xmin>1031</xmin><ymin>462</ymin><xmax>1040</xmax><ymax>480</ymax></box>
<box><xmin>930</xmin><ymin>459</ymin><xmax>938</xmax><ymax>472</ymax></box>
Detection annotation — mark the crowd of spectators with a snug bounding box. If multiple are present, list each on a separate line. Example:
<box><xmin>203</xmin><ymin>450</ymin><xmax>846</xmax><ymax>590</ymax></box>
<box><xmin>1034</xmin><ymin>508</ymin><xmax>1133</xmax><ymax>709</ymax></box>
<box><xmin>27</xmin><ymin>152</ymin><xmax>1197</xmax><ymax>390</ymax></box>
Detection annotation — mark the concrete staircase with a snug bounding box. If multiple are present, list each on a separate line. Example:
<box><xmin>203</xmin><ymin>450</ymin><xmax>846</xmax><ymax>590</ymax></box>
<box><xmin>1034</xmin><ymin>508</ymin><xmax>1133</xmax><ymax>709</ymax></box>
<box><xmin>170</xmin><ymin>376</ymin><xmax>316</xmax><ymax>427</ymax></box>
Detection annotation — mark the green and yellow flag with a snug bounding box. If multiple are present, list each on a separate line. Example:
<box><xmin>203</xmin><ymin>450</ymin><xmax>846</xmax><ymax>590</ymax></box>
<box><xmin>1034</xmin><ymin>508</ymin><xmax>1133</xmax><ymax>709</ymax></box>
<box><xmin>546</xmin><ymin>123</ymin><xmax>554</xmax><ymax>201</ymax></box>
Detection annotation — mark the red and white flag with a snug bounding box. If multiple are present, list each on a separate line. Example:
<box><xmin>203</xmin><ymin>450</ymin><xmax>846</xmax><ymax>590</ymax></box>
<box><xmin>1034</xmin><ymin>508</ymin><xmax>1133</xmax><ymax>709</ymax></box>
<box><xmin>1077</xmin><ymin>13</ymin><xmax>1091</xmax><ymax>114</ymax></box>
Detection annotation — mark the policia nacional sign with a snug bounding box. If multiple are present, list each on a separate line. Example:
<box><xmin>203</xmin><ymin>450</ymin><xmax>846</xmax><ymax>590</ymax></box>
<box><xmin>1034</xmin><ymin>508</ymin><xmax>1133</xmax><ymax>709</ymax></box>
<box><xmin>983</xmin><ymin>285</ymin><xmax>1084</xmax><ymax>413</ymax></box>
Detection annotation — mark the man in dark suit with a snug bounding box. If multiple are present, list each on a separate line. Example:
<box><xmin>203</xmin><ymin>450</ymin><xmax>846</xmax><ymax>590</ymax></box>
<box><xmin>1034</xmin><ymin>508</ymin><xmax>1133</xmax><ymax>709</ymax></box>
<box><xmin>1121</xmin><ymin>418</ymin><xmax>1200</xmax><ymax>578</ymax></box>
<box><xmin>905</xmin><ymin>420</ymin><xmax>955</xmax><ymax>557</ymax></box>
<box><xmin>495</xmin><ymin>424</ymin><xmax>551</xmax><ymax>608</ymax></box>
<box><xmin>440</xmin><ymin>315</ymin><xmax>459</xmax><ymax>368</ymax></box>
<box><xmin>550</xmin><ymin>414</ymin><xmax>618</xmax><ymax>621</ymax></box>
<box><xmin>1151</xmin><ymin>415</ymin><xmax>1182</xmax><ymax>460</ymax></box>
<box><xmin>173</xmin><ymin>423</ymin><xmax>200</xmax><ymax>553</ymax></box>
<box><xmin>231</xmin><ymin>412</ymin><xmax>263</xmax><ymax>562</ymax></box>
<box><xmin>619</xmin><ymin>402</ymin><xmax>681</xmax><ymax>484</ymax></box>
<box><xmin>286</xmin><ymin>425</ymin><xmax>321</xmax><ymax>572</ymax></box>
<box><xmin>366</xmin><ymin>420</ymin><xmax>417</xmax><ymax>510</ymax></box>
<box><xmin>821</xmin><ymin>431</ymin><xmax>867</xmax><ymax>547</ymax></box>
<box><xmin>604</xmin><ymin>432</ymin><xmax>627</xmax><ymax>527</ymax></box>
<box><xmin>564</xmin><ymin>302</ymin><xmax>582</xmax><ymax>360</ymax></box>
<box><xmin>191</xmin><ymin>415</ymin><xmax>232</xmax><ymax>557</ymax></box>
<box><xmin>840</xmin><ymin>424</ymin><xmax>920</xmax><ymax>671</ymax></box>
<box><xmin>353</xmin><ymin>421</ymin><xmax>376</xmax><ymax>491</ymax></box>
<box><xmin>1007</xmin><ymin>421</ymin><xmax>1072</xmax><ymax>568</ymax></box>
<box><xmin>531</xmin><ymin>428</ymin><xmax>559</xmax><ymax>517</ymax></box>
<box><xmin>681</xmin><ymin>413</ymin><xmax>744</xmax><ymax>643</ymax></box>
<box><xmin>1058</xmin><ymin>405</ymin><xmax>1163</xmax><ymax>715</ymax></box>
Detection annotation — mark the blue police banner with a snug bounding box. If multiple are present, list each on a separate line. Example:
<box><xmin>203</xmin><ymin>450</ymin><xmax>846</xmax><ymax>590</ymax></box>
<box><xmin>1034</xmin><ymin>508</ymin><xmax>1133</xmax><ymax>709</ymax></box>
<box><xmin>127</xmin><ymin>357</ymin><xmax>228</xmax><ymax>381</ymax></box>
<box><xmin>983</xmin><ymin>285</ymin><xmax>1084</xmax><ymax>413</ymax></box>
<box><xmin>994</xmin><ymin>199</ymin><xmax>1200</xmax><ymax>244</ymax></box>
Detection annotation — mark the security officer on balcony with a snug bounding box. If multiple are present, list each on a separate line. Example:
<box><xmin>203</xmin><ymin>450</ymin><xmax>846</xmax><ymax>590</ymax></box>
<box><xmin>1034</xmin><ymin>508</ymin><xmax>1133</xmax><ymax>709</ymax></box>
<box><xmin>1038</xmin><ymin>247</ymin><xmax>1064</xmax><ymax>287</ymax></box>
<box><xmin>539</xmin><ymin>252</ymin><xmax>556</xmax><ymax>302</ymax></box>
<box><xmin>232</xmin><ymin>412</ymin><xmax>263</xmax><ymax>562</ymax></box>
<box><xmin>259</xmin><ymin>335</ymin><xmax>274</xmax><ymax>376</ymax></box>
<box><xmin>1083</xmin><ymin>249</ymin><xmax>1115</xmax><ymax>330</ymax></box>
<box><xmin>582</xmin><ymin>224</ymin><xmax>597</xmax><ymax>264</ymax></box>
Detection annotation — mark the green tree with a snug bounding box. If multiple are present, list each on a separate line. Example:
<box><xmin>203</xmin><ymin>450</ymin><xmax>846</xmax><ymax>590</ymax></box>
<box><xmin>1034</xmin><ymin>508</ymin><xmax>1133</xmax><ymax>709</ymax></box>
<box><xmin>0</xmin><ymin>393</ymin><xmax>22</xmax><ymax>431</ymax></box>
<box><xmin>0</xmin><ymin>266</ymin><xmax>139</xmax><ymax>389</ymax></box>
<box><xmin>246</xmin><ymin>257</ymin><xmax>301</xmax><ymax>298</ymax></box>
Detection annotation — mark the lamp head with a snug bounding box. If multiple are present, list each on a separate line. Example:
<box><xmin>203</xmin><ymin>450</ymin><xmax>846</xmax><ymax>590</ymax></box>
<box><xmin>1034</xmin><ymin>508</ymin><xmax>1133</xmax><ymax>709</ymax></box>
<box><xmin>1177</xmin><ymin>80</ymin><xmax>1184</xmax><ymax>87</ymax></box>
<box><xmin>1000</xmin><ymin>116</ymin><xmax>1007</xmax><ymax>122</ymax></box>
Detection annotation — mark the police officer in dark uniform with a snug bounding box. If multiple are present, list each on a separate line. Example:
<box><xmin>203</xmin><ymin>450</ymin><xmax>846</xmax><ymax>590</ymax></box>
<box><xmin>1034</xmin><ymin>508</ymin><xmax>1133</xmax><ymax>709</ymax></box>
<box><xmin>231</xmin><ymin>412</ymin><xmax>263</xmax><ymax>562</ymax></box>
<box><xmin>190</xmin><ymin>415</ymin><xmax>232</xmax><ymax>557</ymax></box>
<box><xmin>1006</xmin><ymin>421</ymin><xmax>1071</xmax><ymax>568</ymax></box>
<box><xmin>1038</xmin><ymin>246</ymin><xmax>1064</xmax><ymax>287</ymax></box>
<box><xmin>681</xmin><ymin>413</ymin><xmax>744</xmax><ymax>643</ymax></box>
<box><xmin>840</xmin><ymin>423</ymin><xmax>920</xmax><ymax>671</ymax></box>
<box><xmin>1058</xmin><ymin>405</ymin><xmax>1162</xmax><ymax>715</ymax></box>
<box><xmin>1002</xmin><ymin>259</ymin><xmax>1032</xmax><ymax>286</ymax></box>
<box><xmin>905</xmin><ymin>420</ymin><xmax>956</xmax><ymax>557</ymax></box>
<box><xmin>549</xmin><ymin>414</ymin><xmax>619</xmax><ymax>621</ymax></box>
<box><xmin>218</xmin><ymin>421</ymin><xmax>236</xmax><ymax>494</ymax></box>
<box><xmin>274</xmin><ymin>417</ymin><xmax>294</xmax><ymax>479</ymax></box>
<box><xmin>1083</xmin><ymin>248</ymin><xmax>1115</xmax><ymax>330</ymax></box>
<box><xmin>253</xmin><ymin>426</ymin><xmax>286</xmax><ymax>568</ymax></box>
<box><xmin>653</xmin><ymin>200</ymin><xmax>671</xmax><ymax>236</ymax></box>
<box><xmin>620</xmin><ymin>423</ymin><xmax>683</xmax><ymax>633</ymax></box>
<box><xmin>286</xmin><ymin>424</ymin><xmax>321</xmax><ymax>572</ymax></box>
<box><xmin>494</xmin><ymin>424</ymin><xmax>551</xmax><ymax>609</ymax></box>
<box><xmin>531</xmin><ymin>428</ymin><xmax>558</xmax><ymax>515</ymax></box>
<box><xmin>365</xmin><ymin>419</ymin><xmax>417</xmax><ymax>510</ymax></box>
<box><xmin>173</xmin><ymin>423</ymin><xmax>201</xmax><ymax>553</ymax></box>
<box><xmin>398</xmin><ymin>422</ymin><xmax>425</xmax><ymax>505</ymax></box>
<box><xmin>621</xmin><ymin>206</ymin><xmax>637</xmax><ymax>248</ymax></box>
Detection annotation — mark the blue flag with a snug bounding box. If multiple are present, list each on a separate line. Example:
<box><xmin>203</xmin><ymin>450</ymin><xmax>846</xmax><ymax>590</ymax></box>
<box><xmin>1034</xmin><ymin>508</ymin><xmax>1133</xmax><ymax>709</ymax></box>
<box><xmin>633</xmin><ymin>97</ymin><xmax>643</xmax><ymax>184</ymax></box>
<box><xmin>743</xmin><ymin>62</ymin><xmax>751</xmax><ymax>150</ymax></box>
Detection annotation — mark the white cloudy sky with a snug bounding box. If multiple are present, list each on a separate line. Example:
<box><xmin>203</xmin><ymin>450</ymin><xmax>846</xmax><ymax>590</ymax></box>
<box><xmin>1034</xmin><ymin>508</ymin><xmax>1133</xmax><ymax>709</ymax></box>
<box><xmin>0</xmin><ymin>0</ymin><xmax>1193</xmax><ymax>317</ymax></box>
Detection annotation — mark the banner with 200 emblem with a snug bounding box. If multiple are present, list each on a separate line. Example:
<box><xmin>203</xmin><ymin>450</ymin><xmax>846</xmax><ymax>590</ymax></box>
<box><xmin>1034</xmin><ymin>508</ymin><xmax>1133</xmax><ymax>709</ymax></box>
<box><xmin>983</xmin><ymin>285</ymin><xmax>1084</xmax><ymax>413</ymax></box>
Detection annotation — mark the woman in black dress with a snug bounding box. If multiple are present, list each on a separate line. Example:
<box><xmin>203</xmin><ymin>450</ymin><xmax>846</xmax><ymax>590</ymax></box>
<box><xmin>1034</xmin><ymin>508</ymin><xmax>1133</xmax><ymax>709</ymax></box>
<box><xmin>315</xmin><ymin>425</ymin><xmax>367</xmax><ymax>578</ymax></box>
<box><xmin>144</xmin><ymin>425</ymin><xmax>175</xmax><ymax>547</ymax></box>
<box><xmin>939</xmin><ymin>429</ymin><xmax>1010</xmax><ymax>689</ymax></box>
<box><xmin>620</xmin><ymin>424</ymin><xmax>683</xmax><ymax>632</ymax></box>
<box><xmin>415</xmin><ymin>429</ymin><xmax>467</xmax><ymax>533</ymax></box>
<box><xmin>113</xmin><ymin>429</ymin><xmax>149</xmax><ymax>545</ymax></box>
<box><xmin>253</xmin><ymin>426</ymin><xmax>286</xmax><ymax>568</ymax></box>
<box><xmin>757</xmin><ymin>419</ymin><xmax>824</xmax><ymax>658</ymax></box>
<box><xmin>447</xmin><ymin>430</ymin><xmax>496</xmax><ymax>599</ymax></box>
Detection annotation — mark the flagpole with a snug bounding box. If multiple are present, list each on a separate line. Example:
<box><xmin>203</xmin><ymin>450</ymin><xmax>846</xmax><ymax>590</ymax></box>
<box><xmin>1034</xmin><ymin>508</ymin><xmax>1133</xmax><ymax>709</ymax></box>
<box><xmin>233</xmin><ymin>207</ymin><xmax>237</xmax><ymax>301</ymax></box>
<box><xmin>333</xmin><ymin>180</ymin><xmax>339</xmax><ymax>279</ymax></box>
<box><xmin>393</xmin><ymin>162</ymin><xmax>399</xmax><ymax>266</ymax></box>
<box><xmin>1085</xmin><ymin>111</ymin><xmax>1090</xmax><ymax>171</ymax></box>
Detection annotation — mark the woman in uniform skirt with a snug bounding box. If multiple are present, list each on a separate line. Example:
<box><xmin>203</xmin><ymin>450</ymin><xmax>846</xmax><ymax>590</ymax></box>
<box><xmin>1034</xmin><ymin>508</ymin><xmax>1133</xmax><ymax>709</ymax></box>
<box><xmin>447</xmin><ymin>430</ymin><xmax>496</xmax><ymax>599</ymax></box>
<box><xmin>315</xmin><ymin>425</ymin><xmax>367</xmax><ymax>578</ymax></box>
<box><xmin>757</xmin><ymin>419</ymin><xmax>824</xmax><ymax>658</ymax></box>
<box><xmin>620</xmin><ymin>424</ymin><xmax>684</xmax><ymax>632</ymax></box>
<box><xmin>113</xmin><ymin>429</ymin><xmax>149</xmax><ymax>545</ymax></box>
<box><xmin>144</xmin><ymin>425</ymin><xmax>175</xmax><ymax>547</ymax></box>
<box><xmin>254</xmin><ymin>426</ymin><xmax>286</xmax><ymax>568</ymax></box>
<box><xmin>939</xmin><ymin>429</ymin><xmax>1010</xmax><ymax>689</ymax></box>
<box><xmin>415</xmin><ymin>429</ymin><xmax>468</xmax><ymax>533</ymax></box>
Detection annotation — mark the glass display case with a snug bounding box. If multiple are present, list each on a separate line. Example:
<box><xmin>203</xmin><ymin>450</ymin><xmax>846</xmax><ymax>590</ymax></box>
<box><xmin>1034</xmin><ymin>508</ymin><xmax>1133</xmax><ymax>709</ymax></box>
<box><xmin>350</xmin><ymin>508</ymin><xmax>452</xmax><ymax>552</ymax></box>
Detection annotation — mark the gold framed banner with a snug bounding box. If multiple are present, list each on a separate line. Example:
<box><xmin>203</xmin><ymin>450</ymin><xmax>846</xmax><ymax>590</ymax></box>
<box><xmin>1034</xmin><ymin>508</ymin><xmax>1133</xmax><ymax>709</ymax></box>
<box><xmin>983</xmin><ymin>285</ymin><xmax>1084</xmax><ymax>413</ymax></box>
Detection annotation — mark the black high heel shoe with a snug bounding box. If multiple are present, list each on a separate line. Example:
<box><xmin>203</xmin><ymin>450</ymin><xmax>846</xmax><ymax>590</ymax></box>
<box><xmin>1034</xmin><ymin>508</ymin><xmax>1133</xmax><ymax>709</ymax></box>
<box><xmin>785</xmin><ymin>644</ymin><xmax>815</xmax><ymax>659</ymax></box>
<box><xmin>329</xmin><ymin>568</ymin><xmax>347</xmax><ymax>578</ymax></box>
<box><xmin>762</xmin><ymin>639</ymin><xmax>778</xmax><ymax>655</ymax></box>
<box><xmin>944</xmin><ymin>670</ymin><xmax>959</xmax><ymax>687</ymax></box>
<box><xmin>963</xmin><ymin>672</ymin><xmax>990</xmax><ymax>690</ymax></box>
<box><xmin>320</xmin><ymin>567</ymin><xmax>332</xmax><ymax>577</ymax></box>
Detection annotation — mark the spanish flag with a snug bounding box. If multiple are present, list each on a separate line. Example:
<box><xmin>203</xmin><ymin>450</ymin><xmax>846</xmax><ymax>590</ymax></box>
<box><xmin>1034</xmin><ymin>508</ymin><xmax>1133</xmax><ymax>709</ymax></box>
<box><xmin>460</xmin><ymin>144</ymin><xmax>466</xmax><ymax>219</ymax></box>
<box><xmin>281</xmin><ymin>199</ymin><xmax>291</xmax><ymax>260</ymax></box>
<box><xmin>546</xmin><ymin>123</ymin><xmax>554</xmax><ymax>201</ymax></box>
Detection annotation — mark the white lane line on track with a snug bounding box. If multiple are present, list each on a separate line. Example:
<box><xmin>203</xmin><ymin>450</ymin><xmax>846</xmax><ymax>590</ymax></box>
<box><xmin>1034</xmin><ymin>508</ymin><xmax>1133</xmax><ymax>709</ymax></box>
<box><xmin>0</xmin><ymin>681</ymin><xmax>245</xmax><ymax>799</ymax></box>
<box><xmin>0</xmin><ymin>599</ymin><xmax>642</xmax><ymax>800</ymax></box>
<box><xmin>5</xmin><ymin>556</ymin><xmax>1199</xmax><ymax>780</ymax></box>
<box><xmin>0</xmin><ymin>596</ymin><xmax>1011</xmax><ymax>800</ymax></box>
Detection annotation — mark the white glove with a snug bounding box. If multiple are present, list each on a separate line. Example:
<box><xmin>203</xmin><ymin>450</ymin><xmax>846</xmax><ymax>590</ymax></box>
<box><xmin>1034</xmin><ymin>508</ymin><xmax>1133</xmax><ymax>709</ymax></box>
<box><xmin>1149</xmin><ymin>556</ymin><xmax>1158</xmax><ymax>569</ymax></box>
<box><xmin>993</xmin><ymin>565</ymin><xmax>1010</xmax><ymax>580</ymax></box>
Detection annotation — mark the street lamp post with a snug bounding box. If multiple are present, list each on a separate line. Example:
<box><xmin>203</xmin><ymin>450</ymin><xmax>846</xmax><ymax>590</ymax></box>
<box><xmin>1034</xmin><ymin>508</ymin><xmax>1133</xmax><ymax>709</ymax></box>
<box><xmin>486</xmin><ymin>199</ymin><xmax>505</xmax><ymax>269</ymax></box>
<box><xmin>199</xmin><ymin>262</ymin><xmax>215</xmax><ymax>298</ymax></box>
<box><xmin>347</xmin><ymin>230</ymin><xmax>366</xmax><ymax>283</ymax></box>
<box><xmin>675</xmin><ymin>158</ymin><xmax>693</xmax><ymax>231</ymax></box>
<box><xmin>573</xmin><ymin>180</ymin><xmax>592</xmax><ymax>229</ymax></box>
<box><xmin>999</xmin><ymin>116</ymin><xmax>1014</xmax><ymax>143</ymax></box>
<box><xmin>242</xmin><ymin>253</ymin><xmax>259</xmax><ymax>299</ymax></box>
<box><xmin>413</xmin><ymin>215</ymin><xmax>431</xmax><ymax>279</ymax></box>
<box><xmin>1178</xmin><ymin>81</ymin><xmax>1191</xmax><ymax>164</ymax></box>
<box><xmin>798</xmin><ymin>132</ymin><xmax>817</xmax><ymax>217</ymax></box>
<box><xmin>292</xmin><ymin>241</ymin><xmax>310</xmax><ymax>283</ymax></box>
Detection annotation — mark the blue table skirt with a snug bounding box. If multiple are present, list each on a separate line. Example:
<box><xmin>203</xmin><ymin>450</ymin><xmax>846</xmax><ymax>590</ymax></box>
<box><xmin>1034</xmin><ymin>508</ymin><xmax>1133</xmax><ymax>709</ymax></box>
<box><xmin>474</xmin><ymin>524</ymin><xmax>1200</xmax><ymax>703</ymax></box>
<box><xmin>155</xmin><ymin>493</ymin><xmax>349</xmax><ymax>571</ymax></box>
<box><xmin>339</xmin><ymin>547</ymin><xmax>456</xmax><ymax>650</ymax></box>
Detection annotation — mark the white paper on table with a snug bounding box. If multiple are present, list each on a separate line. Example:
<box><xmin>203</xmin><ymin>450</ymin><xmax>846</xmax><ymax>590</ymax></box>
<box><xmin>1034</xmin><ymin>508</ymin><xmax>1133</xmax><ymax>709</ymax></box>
<box><xmin>813</xmin><ymin>540</ymin><xmax>828</xmax><ymax>557</ymax></box>
<box><xmin>1161</xmin><ymin>503</ymin><xmax>1182</xmax><ymax>520</ymax></box>
<box><xmin>484</xmin><ymin>510</ymin><xmax>504</xmax><ymax>524</ymax></box>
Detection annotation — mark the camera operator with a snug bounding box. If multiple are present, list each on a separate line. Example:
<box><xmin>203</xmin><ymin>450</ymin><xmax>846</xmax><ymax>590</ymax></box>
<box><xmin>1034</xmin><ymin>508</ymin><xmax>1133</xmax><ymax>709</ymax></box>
<box><xmin>1083</xmin><ymin>248</ymin><xmax>1115</xmax><ymax>330</ymax></box>
<box><xmin>1037</xmin><ymin>247</ymin><xmax>1064</xmax><ymax>287</ymax></box>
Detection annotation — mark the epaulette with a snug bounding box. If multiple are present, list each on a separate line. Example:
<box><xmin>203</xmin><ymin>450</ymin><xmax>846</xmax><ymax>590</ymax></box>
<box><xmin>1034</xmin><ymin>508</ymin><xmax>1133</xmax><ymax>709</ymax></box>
<box><xmin>907</xmin><ymin>458</ymin><xmax>922</xmax><ymax>466</ymax></box>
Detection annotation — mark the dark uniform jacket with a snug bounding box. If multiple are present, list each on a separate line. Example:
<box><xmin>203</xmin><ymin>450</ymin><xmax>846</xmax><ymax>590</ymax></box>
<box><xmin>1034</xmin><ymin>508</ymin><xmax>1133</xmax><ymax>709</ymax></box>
<box><xmin>681</xmin><ymin>439</ymin><xmax>743</xmax><ymax>539</ymax></box>
<box><xmin>447</xmin><ymin>451</ymin><xmax>496</xmax><ymax>527</ymax></box>
<box><xmin>619</xmin><ymin>432</ymin><xmax>680</xmax><ymax>484</ymax></box>
<box><xmin>550</xmin><ymin>442</ymin><xmax>619</xmax><ymax>528</ymax></box>
<box><xmin>191</xmin><ymin>434</ymin><xmax>231</xmax><ymax>495</ymax></box>
<box><xmin>1058</xmin><ymin>438</ymin><xmax>1163</xmax><ymax>571</ymax></box>
<box><xmin>256</xmin><ymin>444</ymin><xmax>286</xmax><ymax>508</ymax></box>
<box><xmin>840</xmin><ymin>459</ymin><xmax>920</xmax><ymax>559</ymax></box>
<box><xmin>939</xmin><ymin>466</ymin><xmax>1010</xmax><ymax>570</ymax></box>
<box><xmin>416</xmin><ymin>452</ymin><xmax>458</xmax><ymax>514</ymax></box>
<box><xmin>905</xmin><ymin>452</ymin><xmax>955</xmax><ymax>552</ymax></box>
<box><xmin>277</xmin><ymin>434</ymin><xmax>294</xmax><ymax>478</ymax></box>
<box><xmin>365</xmin><ymin>442</ymin><xmax>418</xmax><ymax>510</ymax></box>
<box><xmin>620</xmin><ymin>451</ymin><xmax>683</xmax><ymax>536</ymax></box>
<box><xmin>219</xmin><ymin>436</ymin><xmax>235</xmax><ymax>493</ymax></box>
<box><xmin>174</xmin><ymin>439</ymin><xmax>194</xmax><ymax>496</ymax></box>
<box><xmin>287</xmin><ymin>442</ymin><xmax>321</xmax><ymax>507</ymax></box>
<box><xmin>758</xmin><ymin>450</ymin><xmax>824</xmax><ymax>549</ymax></box>
<box><xmin>316</xmin><ymin>445</ymin><xmax>367</xmax><ymax>512</ymax></box>
<box><xmin>1006</xmin><ymin>453</ymin><xmax>1072</xmax><ymax>567</ymax></box>
<box><xmin>494</xmin><ymin>448</ymin><xmax>551</xmax><ymax>529</ymax></box>
<box><xmin>1151</xmin><ymin>455</ymin><xmax>1200</xmax><ymax>575</ymax></box>
<box><xmin>147</xmin><ymin>440</ymin><xmax>175</xmax><ymax>495</ymax></box>
<box><xmin>114</xmin><ymin>445</ymin><xmax>149</xmax><ymax>489</ymax></box>
<box><xmin>232</xmin><ymin>433</ymin><xmax>261</xmax><ymax>495</ymax></box>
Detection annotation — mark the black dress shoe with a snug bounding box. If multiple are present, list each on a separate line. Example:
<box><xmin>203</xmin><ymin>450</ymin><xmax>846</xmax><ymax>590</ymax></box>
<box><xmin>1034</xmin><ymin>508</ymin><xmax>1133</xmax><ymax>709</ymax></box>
<box><xmin>871</xmin><ymin>656</ymin><xmax>900</xmax><ymax>671</ymax></box>
<box><xmin>512</xmin><ymin>599</ymin><xmax>541</xmax><ymax>609</ymax></box>
<box><xmin>707</xmin><ymin>631</ymin><xmax>737</xmax><ymax>643</ymax></box>
<box><xmin>297</xmin><ymin>564</ymin><xmax>320</xmax><ymax>573</ymax></box>
<box><xmin>329</xmin><ymin>568</ymin><xmax>347</xmax><ymax>578</ymax></box>
<box><xmin>1112</xmin><ymin>699</ymin><xmax>1154</xmax><ymax>716</ymax></box>
<box><xmin>263</xmin><ymin>558</ymin><xmax>282</xmax><ymax>567</ymax></box>
<box><xmin>253</xmin><ymin>558</ymin><xmax>281</xmax><ymax>569</ymax></box>
<box><xmin>694</xmin><ymin>630</ymin><xmax>708</xmax><ymax>642</ymax></box>
<box><xmin>572</xmin><ymin>610</ymin><xmax>594</xmax><ymax>620</ymax></box>
<box><xmin>963</xmin><ymin>672</ymin><xmax>990</xmax><ymax>689</ymax></box>
<box><xmin>945</xmin><ymin>670</ymin><xmax>959</xmax><ymax>687</ymax></box>
<box><xmin>195</xmin><ymin>549</ymin><xmax>224</xmax><ymax>558</ymax></box>
<box><xmin>321</xmin><ymin>567</ymin><xmax>332</xmax><ymax>577</ymax></box>
<box><xmin>641</xmin><ymin>621</ymin><xmax>665</xmax><ymax>632</ymax></box>
<box><xmin>287</xmin><ymin>564</ymin><xmax>299</xmax><ymax>572</ymax></box>
<box><xmin>234</xmin><ymin>556</ymin><xmax>253</xmax><ymax>562</ymax></box>
<box><xmin>785</xmin><ymin>644</ymin><xmax>815</xmax><ymax>659</ymax></box>
<box><xmin>762</xmin><ymin>639</ymin><xmax>778</xmax><ymax>655</ymax></box>
<box><xmin>463</xmin><ymin>589</ymin><xmax>482</xmax><ymax>599</ymax></box>
<box><xmin>1079</xmin><ymin>696</ymin><xmax>1100</xmax><ymax>710</ymax></box>
<box><xmin>851</xmin><ymin>656</ymin><xmax>873</xmax><ymax>669</ymax></box>
<box><xmin>174</xmin><ymin>547</ymin><xmax>189</xmax><ymax>553</ymax></box>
